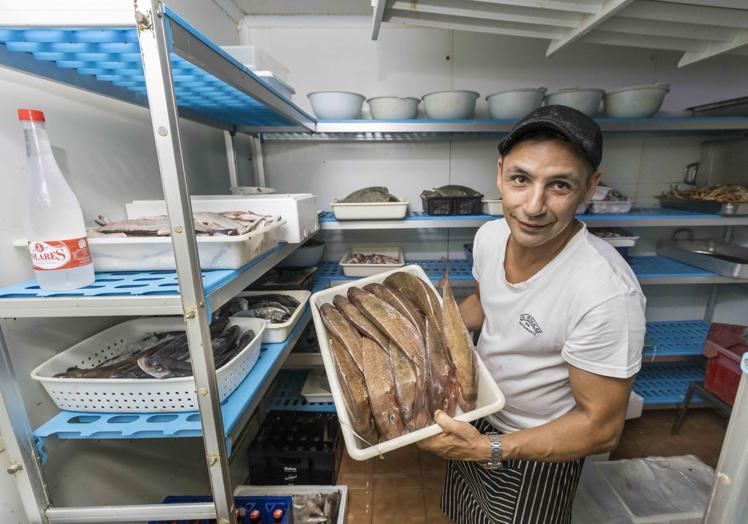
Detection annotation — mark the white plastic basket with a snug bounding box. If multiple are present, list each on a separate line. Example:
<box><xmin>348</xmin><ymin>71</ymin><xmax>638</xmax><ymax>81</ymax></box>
<box><xmin>310</xmin><ymin>264</ymin><xmax>506</xmax><ymax>461</ymax></box>
<box><xmin>31</xmin><ymin>316</ymin><xmax>266</xmax><ymax>413</ymax></box>
<box><xmin>330</xmin><ymin>200</ymin><xmax>409</xmax><ymax>220</ymax></box>
<box><xmin>339</xmin><ymin>247</ymin><xmax>405</xmax><ymax>277</ymax></box>
<box><xmin>237</xmin><ymin>290</ymin><xmax>311</xmax><ymax>343</ymax></box>
<box><xmin>84</xmin><ymin>219</ymin><xmax>284</xmax><ymax>271</ymax></box>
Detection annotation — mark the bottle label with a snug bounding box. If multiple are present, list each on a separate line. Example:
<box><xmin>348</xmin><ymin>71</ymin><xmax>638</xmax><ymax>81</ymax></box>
<box><xmin>28</xmin><ymin>237</ymin><xmax>92</xmax><ymax>271</ymax></box>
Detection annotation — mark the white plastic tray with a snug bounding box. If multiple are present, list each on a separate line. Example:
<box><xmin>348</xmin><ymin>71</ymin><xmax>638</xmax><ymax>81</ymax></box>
<box><xmin>83</xmin><ymin>219</ymin><xmax>284</xmax><ymax>271</ymax></box>
<box><xmin>481</xmin><ymin>199</ymin><xmax>504</xmax><ymax>216</ymax></box>
<box><xmin>234</xmin><ymin>485</ymin><xmax>348</xmax><ymax>524</ymax></box>
<box><xmin>339</xmin><ymin>246</ymin><xmax>405</xmax><ymax>277</ymax></box>
<box><xmin>31</xmin><ymin>316</ymin><xmax>266</xmax><ymax>413</ymax></box>
<box><xmin>237</xmin><ymin>290</ymin><xmax>311</xmax><ymax>343</ymax></box>
<box><xmin>126</xmin><ymin>193</ymin><xmax>319</xmax><ymax>244</ymax></box>
<box><xmin>330</xmin><ymin>200</ymin><xmax>409</xmax><ymax>220</ymax></box>
<box><xmin>310</xmin><ymin>264</ymin><xmax>506</xmax><ymax>461</ymax></box>
<box><xmin>301</xmin><ymin>369</ymin><xmax>334</xmax><ymax>403</ymax></box>
<box><xmin>588</xmin><ymin>199</ymin><xmax>634</xmax><ymax>214</ymax></box>
<box><xmin>590</xmin><ymin>229</ymin><xmax>640</xmax><ymax>248</ymax></box>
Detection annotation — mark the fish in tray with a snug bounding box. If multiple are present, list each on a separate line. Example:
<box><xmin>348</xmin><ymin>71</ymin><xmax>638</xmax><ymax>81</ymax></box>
<box><xmin>55</xmin><ymin>317</ymin><xmax>255</xmax><ymax>380</ymax></box>
<box><xmin>422</xmin><ymin>184</ymin><xmax>483</xmax><ymax>198</ymax></box>
<box><xmin>345</xmin><ymin>252</ymin><xmax>401</xmax><ymax>265</ymax></box>
<box><xmin>320</xmin><ymin>269</ymin><xmax>481</xmax><ymax>444</ymax></box>
<box><xmin>339</xmin><ymin>186</ymin><xmax>401</xmax><ymax>203</ymax></box>
<box><xmin>219</xmin><ymin>294</ymin><xmax>301</xmax><ymax>324</ymax></box>
<box><xmin>90</xmin><ymin>210</ymin><xmax>280</xmax><ymax>237</ymax></box>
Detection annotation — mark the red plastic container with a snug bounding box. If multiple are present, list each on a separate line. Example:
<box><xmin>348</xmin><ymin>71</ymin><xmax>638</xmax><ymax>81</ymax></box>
<box><xmin>703</xmin><ymin>323</ymin><xmax>747</xmax><ymax>406</ymax></box>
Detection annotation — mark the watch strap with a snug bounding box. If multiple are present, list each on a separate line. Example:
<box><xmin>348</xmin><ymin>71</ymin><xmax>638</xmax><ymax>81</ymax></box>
<box><xmin>483</xmin><ymin>432</ymin><xmax>503</xmax><ymax>470</ymax></box>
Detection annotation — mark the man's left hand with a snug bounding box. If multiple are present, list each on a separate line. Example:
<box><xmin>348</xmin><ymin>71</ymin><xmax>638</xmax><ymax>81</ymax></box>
<box><xmin>417</xmin><ymin>410</ymin><xmax>491</xmax><ymax>462</ymax></box>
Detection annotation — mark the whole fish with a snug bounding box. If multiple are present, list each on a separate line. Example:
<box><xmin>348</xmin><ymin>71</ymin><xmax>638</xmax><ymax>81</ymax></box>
<box><xmin>388</xmin><ymin>340</ymin><xmax>419</xmax><ymax>430</ymax></box>
<box><xmin>360</xmin><ymin>338</ymin><xmax>406</xmax><ymax>441</ymax></box>
<box><xmin>245</xmin><ymin>294</ymin><xmax>300</xmax><ymax>309</ymax></box>
<box><xmin>425</xmin><ymin>316</ymin><xmax>459</xmax><ymax>417</ymax></box>
<box><xmin>234</xmin><ymin>304</ymin><xmax>290</xmax><ymax>323</ymax></box>
<box><xmin>340</xmin><ymin>186</ymin><xmax>399</xmax><ymax>203</ymax></box>
<box><xmin>138</xmin><ymin>353</ymin><xmax>193</xmax><ymax>378</ymax></box>
<box><xmin>328</xmin><ymin>336</ymin><xmax>378</xmax><ymax>445</ymax></box>
<box><xmin>320</xmin><ymin>303</ymin><xmax>364</xmax><ymax>372</ymax></box>
<box><xmin>364</xmin><ymin>283</ymin><xmax>426</xmax><ymax>337</ymax></box>
<box><xmin>332</xmin><ymin>295</ymin><xmax>390</xmax><ymax>351</ymax></box>
<box><xmin>442</xmin><ymin>272</ymin><xmax>478</xmax><ymax>411</ymax></box>
<box><xmin>384</xmin><ymin>271</ymin><xmax>443</xmax><ymax>336</ymax></box>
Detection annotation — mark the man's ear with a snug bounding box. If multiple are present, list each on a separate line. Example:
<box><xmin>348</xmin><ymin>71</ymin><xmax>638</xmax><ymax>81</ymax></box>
<box><xmin>584</xmin><ymin>170</ymin><xmax>603</xmax><ymax>201</ymax></box>
<box><xmin>497</xmin><ymin>158</ymin><xmax>504</xmax><ymax>191</ymax></box>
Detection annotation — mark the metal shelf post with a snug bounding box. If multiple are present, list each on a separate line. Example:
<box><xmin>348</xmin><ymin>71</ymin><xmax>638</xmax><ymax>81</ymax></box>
<box><xmin>134</xmin><ymin>1</ymin><xmax>235</xmax><ymax>522</ymax></box>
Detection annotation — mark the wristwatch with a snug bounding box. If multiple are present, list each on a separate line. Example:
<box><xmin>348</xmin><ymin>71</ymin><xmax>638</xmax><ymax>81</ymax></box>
<box><xmin>483</xmin><ymin>432</ymin><xmax>503</xmax><ymax>470</ymax></box>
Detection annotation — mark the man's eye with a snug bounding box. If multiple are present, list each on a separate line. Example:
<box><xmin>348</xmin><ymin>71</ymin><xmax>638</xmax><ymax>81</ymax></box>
<box><xmin>511</xmin><ymin>175</ymin><xmax>527</xmax><ymax>183</ymax></box>
<box><xmin>551</xmin><ymin>182</ymin><xmax>571</xmax><ymax>191</ymax></box>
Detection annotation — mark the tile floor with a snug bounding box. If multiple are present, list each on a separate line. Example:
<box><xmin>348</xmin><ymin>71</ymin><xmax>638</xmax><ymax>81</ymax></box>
<box><xmin>340</xmin><ymin>408</ymin><xmax>729</xmax><ymax>523</ymax></box>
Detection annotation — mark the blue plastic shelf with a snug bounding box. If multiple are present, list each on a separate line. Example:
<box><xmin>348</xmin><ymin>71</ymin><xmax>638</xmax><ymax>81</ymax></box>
<box><xmin>268</xmin><ymin>371</ymin><xmax>336</xmax><ymax>413</ymax></box>
<box><xmin>318</xmin><ymin>211</ymin><xmax>495</xmax><ymax>222</ymax></box>
<box><xmin>33</xmin><ymin>307</ymin><xmax>311</xmax><ymax>459</ymax></box>
<box><xmin>0</xmin><ymin>12</ymin><xmax>314</xmax><ymax>130</ymax></box>
<box><xmin>644</xmin><ymin>320</ymin><xmax>709</xmax><ymax>358</ymax></box>
<box><xmin>629</xmin><ymin>256</ymin><xmax>721</xmax><ymax>280</ymax></box>
<box><xmin>315</xmin><ymin>259</ymin><xmax>474</xmax><ymax>282</ymax></box>
<box><xmin>634</xmin><ymin>361</ymin><xmax>706</xmax><ymax>406</ymax></box>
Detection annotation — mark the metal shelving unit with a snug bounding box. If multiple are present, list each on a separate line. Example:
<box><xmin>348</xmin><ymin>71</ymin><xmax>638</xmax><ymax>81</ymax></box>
<box><xmin>0</xmin><ymin>2</ymin><xmax>317</xmax><ymax>523</ymax></box>
<box><xmin>318</xmin><ymin>208</ymin><xmax>748</xmax><ymax>230</ymax></box>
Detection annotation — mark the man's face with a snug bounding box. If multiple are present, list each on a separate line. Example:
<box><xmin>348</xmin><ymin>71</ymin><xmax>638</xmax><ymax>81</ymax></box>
<box><xmin>498</xmin><ymin>137</ymin><xmax>601</xmax><ymax>248</ymax></box>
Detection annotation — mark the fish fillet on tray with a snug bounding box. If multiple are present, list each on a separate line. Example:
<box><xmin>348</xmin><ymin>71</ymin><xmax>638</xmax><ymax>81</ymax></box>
<box><xmin>311</xmin><ymin>264</ymin><xmax>505</xmax><ymax>461</ymax></box>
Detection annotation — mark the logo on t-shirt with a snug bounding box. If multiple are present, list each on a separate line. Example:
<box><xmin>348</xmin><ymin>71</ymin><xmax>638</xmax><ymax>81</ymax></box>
<box><xmin>519</xmin><ymin>313</ymin><xmax>542</xmax><ymax>336</ymax></box>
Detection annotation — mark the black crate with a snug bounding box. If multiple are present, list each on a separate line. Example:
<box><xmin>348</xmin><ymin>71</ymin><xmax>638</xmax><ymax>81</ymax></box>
<box><xmin>248</xmin><ymin>412</ymin><xmax>342</xmax><ymax>485</ymax></box>
<box><xmin>421</xmin><ymin>194</ymin><xmax>483</xmax><ymax>215</ymax></box>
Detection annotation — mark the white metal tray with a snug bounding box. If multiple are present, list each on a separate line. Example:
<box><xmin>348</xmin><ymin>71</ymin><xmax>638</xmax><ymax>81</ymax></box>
<box><xmin>234</xmin><ymin>485</ymin><xmax>348</xmax><ymax>524</ymax></box>
<box><xmin>82</xmin><ymin>219</ymin><xmax>284</xmax><ymax>271</ymax></box>
<box><xmin>237</xmin><ymin>290</ymin><xmax>311</xmax><ymax>343</ymax></box>
<box><xmin>310</xmin><ymin>264</ymin><xmax>506</xmax><ymax>461</ymax></box>
<box><xmin>330</xmin><ymin>200</ymin><xmax>409</xmax><ymax>220</ymax></box>
<box><xmin>339</xmin><ymin>246</ymin><xmax>405</xmax><ymax>277</ymax></box>
<box><xmin>31</xmin><ymin>316</ymin><xmax>266</xmax><ymax>413</ymax></box>
<box><xmin>127</xmin><ymin>193</ymin><xmax>319</xmax><ymax>243</ymax></box>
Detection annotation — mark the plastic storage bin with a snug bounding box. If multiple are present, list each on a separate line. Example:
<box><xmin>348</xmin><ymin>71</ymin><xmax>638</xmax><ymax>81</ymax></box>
<box><xmin>588</xmin><ymin>199</ymin><xmax>634</xmax><ymax>214</ymax></box>
<box><xmin>310</xmin><ymin>264</ymin><xmax>506</xmax><ymax>461</ymax></box>
<box><xmin>234</xmin><ymin>485</ymin><xmax>348</xmax><ymax>524</ymax></box>
<box><xmin>126</xmin><ymin>193</ymin><xmax>319</xmax><ymax>244</ymax></box>
<box><xmin>339</xmin><ymin>247</ymin><xmax>405</xmax><ymax>277</ymax></box>
<box><xmin>330</xmin><ymin>200</ymin><xmax>409</xmax><ymax>221</ymax></box>
<box><xmin>148</xmin><ymin>495</ymin><xmax>293</xmax><ymax>524</ymax></box>
<box><xmin>301</xmin><ymin>369</ymin><xmax>333</xmax><ymax>403</ymax></box>
<box><xmin>31</xmin><ymin>317</ymin><xmax>265</xmax><ymax>413</ymax></box>
<box><xmin>248</xmin><ymin>412</ymin><xmax>342</xmax><ymax>485</ymax></box>
<box><xmin>703</xmin><ymin>322</ymin><xmax>747</xmax><ymax>405</ymax></box>
<box><xmin>421</xmin><ymin>193</ymin><xmax>483</xmax><ymax>215</ymax></box>
<box><xmin>237</xmin><ymin>290</ymin><xmax>310</xmax><ymax>343</ymax></box>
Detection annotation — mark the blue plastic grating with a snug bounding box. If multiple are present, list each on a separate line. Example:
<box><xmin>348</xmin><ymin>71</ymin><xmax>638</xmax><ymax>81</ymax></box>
<box><xmin>268</xmin><ymin>371</ymin><xmax>336</xmax><ymax>413</ymax></box>
<box><xmin>314</xmin><ymin>259</ymin><xmax>474</xmax><ymax>281</ymax></box>
<box><xmin>318</xmin><ymin>208</ymin><xmax>722</xmax><ymax>223</ymax></box>
<box><xmin>634</xmin><ymin>361</ymin><xmax>706</xmax><ymax>406</ymax></box>
<box><xmin>629</xmin><ymin>256</ymin><xmax>719</xmax><ymax>279</ymax></box>
<box><xmin>0</xmin><ymin>24</ymin><xmax>308</xmax><ymax>129</ymax></box>
<box><xmin>33</xmin><ymin>308</ymin><xmax>311</xmax><ymax>455</ymax></box>
<box><xmin>644</xmin><ymin>320</ymin><xmax>709</xmax><ymax>358</ymax></box>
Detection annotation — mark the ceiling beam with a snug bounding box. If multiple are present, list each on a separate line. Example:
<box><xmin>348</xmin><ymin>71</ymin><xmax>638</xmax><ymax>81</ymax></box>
<box><xmin>678</xmin><ymin>30</ymin><xmax>748</xmax><ymax>66</ymax></box>
<box><xmin>625</xmin><ymin>0</ymin><xmax>748</xmax><ymax>30</ymax></box>
<box><xmin>371</xmin><ymin>0</ymin><xmax>387</xmax><ymax>40</ymax></box>
<box><xmin>471</xmin><ymin>0</ymin><xmax>599</xmax><ymax>15</ymax></box>
<box><xmin>546</xmin><ymin>0</ymin><xmax>635</xmax><ymax>56</ymax></box>
<box><xmin>584</xmin><ymin>30</ymin><xmax>706</xmax><ymax>52</ymax></box>
<box><xmin>602</xmin><ymin>16</ymin><xmax>735</xmax><ymax>43</ymax></box>
<box><xmin>387</xmin><ymin>0</ymin><xmax>581</xmax><ymax>28</ymax></box>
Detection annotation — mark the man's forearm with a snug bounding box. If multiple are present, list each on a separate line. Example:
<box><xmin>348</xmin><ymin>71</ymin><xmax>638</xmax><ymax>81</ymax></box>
<box><xmin>501</xmin><ymin>409</ymin><xmax>624</xmax><ymax>463</ymax></box>
<box><xmin>458</xmin><ymin>291</ymin><xmax>484</xmax><ymax>332</ymax></box>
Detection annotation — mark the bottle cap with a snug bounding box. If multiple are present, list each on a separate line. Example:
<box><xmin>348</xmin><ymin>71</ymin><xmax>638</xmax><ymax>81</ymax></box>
<box><xmin>17</xmin><ymin>109</ymin><xmax>46</xmax><ymax>122</ymax></box>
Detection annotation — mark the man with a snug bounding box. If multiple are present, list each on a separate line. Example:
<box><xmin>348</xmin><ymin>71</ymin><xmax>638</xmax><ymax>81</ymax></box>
<box><xmin>419</xmin><ymin>105</ymin><xmax>646</xmax><ymax>524</ymax></box>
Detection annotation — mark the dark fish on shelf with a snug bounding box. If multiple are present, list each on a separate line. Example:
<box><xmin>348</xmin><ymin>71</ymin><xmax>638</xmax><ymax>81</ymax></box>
<box><xmin>340</xmin><ymin>186</ymin><xmax>400</xmax><ymax>203</ymax></box>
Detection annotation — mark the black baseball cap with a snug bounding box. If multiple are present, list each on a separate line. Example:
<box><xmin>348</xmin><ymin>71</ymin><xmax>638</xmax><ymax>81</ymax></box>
<box><xmin>498</xmin><ymin>105</ymin><xmax>603</xmax><ymax>170</ymax></box>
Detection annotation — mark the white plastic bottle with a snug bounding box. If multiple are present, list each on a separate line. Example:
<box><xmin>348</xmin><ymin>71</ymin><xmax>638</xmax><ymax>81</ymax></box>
<box><xmin>19</xmin><ymin>109</ymin><xmax>95</xmax><ymax>291</ymax></box>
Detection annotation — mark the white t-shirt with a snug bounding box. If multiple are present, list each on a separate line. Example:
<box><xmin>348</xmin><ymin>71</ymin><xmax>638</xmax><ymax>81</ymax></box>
<box><xmin>472</xmin><ymin>219</ymin><xmax>646</xmax><ymax>433</ymax></box>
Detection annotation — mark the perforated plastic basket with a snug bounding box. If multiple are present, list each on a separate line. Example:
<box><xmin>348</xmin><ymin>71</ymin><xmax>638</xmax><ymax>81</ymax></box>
<box><xmin>31</xmin><ymin>317</ymin><xmax>266</xmax><ymax>412</ymax></box>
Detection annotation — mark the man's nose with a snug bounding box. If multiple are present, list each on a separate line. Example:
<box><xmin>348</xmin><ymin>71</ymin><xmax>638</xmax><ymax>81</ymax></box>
<box><xmin>523</xmin><ymin>185</ymin><xmax>546</xmax><ymax>216</ymax></box>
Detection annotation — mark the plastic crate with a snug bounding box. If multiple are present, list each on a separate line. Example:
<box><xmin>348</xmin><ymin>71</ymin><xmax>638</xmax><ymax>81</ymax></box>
<box><xmin>147</xmin><ymin>495</ymin><xmax>292</xmax><ymax>524</ymax></box>
<box><xmin>421</xmin><ymin>194</ymin><xmax>482</xmax><ymax>215</ymax></box>
<box><xmin>703</xmin><ymin>323</ymin><xmax>747</xmax><ymax>406</ymax></box>
<box><xmin>248</xmin><ymin>412</ymin><xmax>343</xmax><ymax>485</ymax></box>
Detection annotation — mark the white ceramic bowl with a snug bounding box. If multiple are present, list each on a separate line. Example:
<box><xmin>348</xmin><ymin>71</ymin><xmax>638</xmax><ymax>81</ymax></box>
<box><xmin>545</xmin><ymin>88</ymin><xmax>605</xmax><ymax>116</ymax></box>
<box><xmin>604</xmin><ymin>83</ymin><xmax>670</xmax><ymax>118</ymax></box>
<box><xmin>422</xmin><ymin>90</ymin><xmax>479</xmax><ymax>119</ymax></box>
<box><xmin>308</xmin><ymin>91</ymin><xmax>365</xmax><ymax>119</ymax></box>
<box><xmin>486</xmin><ymin>87</ymin><xmax>546</xmax><ymax>118</ymax></box>
<box><xmin>367</xmin><ymin>96</ymin><xmax>420</xmax><ymax>119</ymax></box>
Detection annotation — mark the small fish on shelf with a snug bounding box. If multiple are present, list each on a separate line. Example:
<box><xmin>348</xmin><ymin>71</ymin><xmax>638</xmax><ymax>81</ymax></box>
<box><xmin>87</xmin><ymin>210</ymin><xmax>281</xmax><ymax>237</ymax></box>
<box><xmin>53</xmin><ymin>317</ymin><xmax>254</xmax><ymax>380</ymax></box>
<box><xmin>344</xmin><ymin>252</ymin><xmax>401</xmax><ymax>265</ymax></box>
<box><xmin>220</xmin><ymin>294</ymin><xmax>301</xmax><ymax>324</ymax></box>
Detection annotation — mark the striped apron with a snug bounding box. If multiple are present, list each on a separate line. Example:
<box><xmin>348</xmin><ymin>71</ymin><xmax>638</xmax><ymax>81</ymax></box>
<box><xmin>441</xmin><ymin>419</ymin><xmax>584</xmax><ymax>524</ymax></box>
